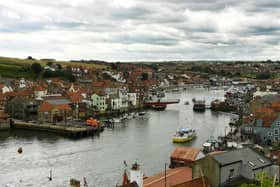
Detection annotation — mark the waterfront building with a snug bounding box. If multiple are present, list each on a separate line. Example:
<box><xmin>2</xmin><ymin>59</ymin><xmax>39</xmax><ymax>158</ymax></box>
<box><xmin>7</xmin><ymin>96</ymin><xmax>38</xmax><ymax>121</ymax></box>
<box><xmin>38</xmin><ymin>102</ymin><xmax>72</xmax><ymax>123</ymax></box>
<box><xmin>91</xmin><ymin>93</ymin><xmax>107</xmax><ymax>114</ymax></box>
<box><xmin>193</xmin><ymin>148</ymin><xmax>279</xmax><ymax>187</ymax></box>
<box><xmin>38</xmin><ymin>97</ymin><xmax>72</xmax><ymax>123</ymax></box>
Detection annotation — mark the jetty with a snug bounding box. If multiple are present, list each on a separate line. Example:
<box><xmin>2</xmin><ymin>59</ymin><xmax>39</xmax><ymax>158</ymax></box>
<box><xmin>11</xmin><ymin>120</ymin><xmax>102</xmax><ymax>138</ymax></box>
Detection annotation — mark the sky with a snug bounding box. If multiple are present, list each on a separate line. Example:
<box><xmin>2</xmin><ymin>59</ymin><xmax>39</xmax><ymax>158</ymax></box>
<box><xmin>0</xmin><ymin>0</ymin><xmax>280</xmax><ymax>61</ymax></box>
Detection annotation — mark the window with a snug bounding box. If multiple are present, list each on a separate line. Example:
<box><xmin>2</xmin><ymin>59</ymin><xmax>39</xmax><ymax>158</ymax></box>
<box><xmin>274</xmin><ymin>128</ymin><xmax>279</xmax><ymax>136</ymax></box>
<box><xmin>228</xmin><ymin>169</ymin><xmax>234</xmax><ymax>181</ymax></box>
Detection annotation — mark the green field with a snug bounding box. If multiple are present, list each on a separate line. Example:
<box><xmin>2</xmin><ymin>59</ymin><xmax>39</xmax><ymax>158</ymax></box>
<box><xmin>0</xmin><ymin>56</ymin><xmax>110</xmax><ymax>79</ymax></box>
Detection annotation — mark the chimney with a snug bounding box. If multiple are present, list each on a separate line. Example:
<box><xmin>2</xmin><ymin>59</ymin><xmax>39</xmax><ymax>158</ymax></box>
<box><xmin>130</xmin><ymin>162</ymin><xmax>143</xmax><ymax>187</ymax></box>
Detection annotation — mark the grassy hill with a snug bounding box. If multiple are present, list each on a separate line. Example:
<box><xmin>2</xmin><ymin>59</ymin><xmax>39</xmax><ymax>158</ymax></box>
<box><xmin>0</xmin><ymin>56</ymin><xmax>110</xmax><ymax>79</ymax></box>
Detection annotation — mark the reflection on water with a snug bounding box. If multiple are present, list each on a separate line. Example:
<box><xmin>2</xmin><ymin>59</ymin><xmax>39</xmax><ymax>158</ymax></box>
<box><xmin>0</xmin><ymin>89</ymin><xmax>233</xmax><ymax>186</ymax></box>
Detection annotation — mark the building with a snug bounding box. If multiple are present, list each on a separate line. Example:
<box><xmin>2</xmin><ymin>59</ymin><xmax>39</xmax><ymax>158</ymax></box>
<box><xmin>241</xmin><ymin>107</ymin><xmax>280</xmax><ymax>145</ymax></box>
<box><xmin>38</xmin><ymin>102</ymin><xmax>72</xmax><ymax>123</ymax></box>
<box><xmin>193</xmin><ymin>148</ymin><xmax>279</xmax><ymax>187</ymax></box>
<box><xmin>170</xmin><ymin>147</ymin><xmax>204</xmax><ymax>168</ymax></box>
<box><xmin>7</xmin><ymin>97</ymin><xmax>38</xmax><ymax>121</ymax></box>
<box><xmin>38</xmin><ymin>97</ymin><xmax>72</xmax><ymax>123</ymax></box>
<box><xmin>91</xmin><ymin>93</ymin><xmax>107</xmax><ymax>114</ymax></box>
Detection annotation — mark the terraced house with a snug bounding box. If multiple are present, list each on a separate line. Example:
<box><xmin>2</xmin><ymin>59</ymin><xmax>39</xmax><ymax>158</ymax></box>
<box><xmin>241</xmin><ymin>103</ymin><xmax>280</xmax><ymax>145</ymax></box>
<box><xmin>91</xmin><ymin>93</ymin><xmax>107</xmax><ymax>114</ymax></box>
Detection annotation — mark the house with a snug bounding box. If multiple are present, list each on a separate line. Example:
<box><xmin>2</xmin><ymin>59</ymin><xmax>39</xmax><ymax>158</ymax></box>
<box><xmin>192</xmin><ymin>148</ymin><xmax>279</xmax><ymax>187</ymax></box>
<box><xmin>67</xmin><ymin>92</ymin><xmax>87</xmax><ymax>119</ymax></box>
<box><xmin>241</xmin><ymin>107</ymin><xmax>280</xmax><ymax>145</ymax></box>
<box><xmin>119</xmin><ymin>89</ymin><xmax>129</xmax><ymax>111</ymax></box>
<box><xmin>128</xmin><ymin>93</ymin><xmax>137</xmax><ymax>109</ymax></box>
<box><xmin>38</xmin><ymin>102</ymin><xmax>72</xmax><ymax>123</ymax></box>
<box><xmin>170</xmin><ymin>147</ymin><xmax>205</xmax><ymax>168</ymax></box>
<box><xmin>91</xmin><ymin>93</ymin><xmax>107</xmax><ymax>114</ymax></box>
<box><xmin>7</xmin><ymin>96</ymin><xmax>38</xmax><ymax>121</ymax></box>
<box><xmin>34</xmin><ymin>86</ymin><xmax>47</xmax><ymax>99</ymax></box>
<box><xmin>0</xmin><ymin>83</ymin><xmax>13</xmax><ymax>93</ymax></box>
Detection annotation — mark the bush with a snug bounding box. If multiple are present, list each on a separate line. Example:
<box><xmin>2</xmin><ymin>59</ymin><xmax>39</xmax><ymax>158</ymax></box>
<box><xmin>31</xmin><ymin>63</ymin><xmax>42</xmax><ymax>74</ymax></box>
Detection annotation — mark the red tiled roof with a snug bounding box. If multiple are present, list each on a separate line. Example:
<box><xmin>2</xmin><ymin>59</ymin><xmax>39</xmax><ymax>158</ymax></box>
<box><xmin>170</xmin><ymin>147</ymin><xmax>200</xmax><ymax>163</ymax></box>
<box><xmin>171</xmin><ymin>177</ymin><xmax>211</xmax><ymax>187</ymax></box>
<box><xmin>144</xmin><ymin>167</ymin><xmax>192</xmax><ymax>187</ymax></box>
<box><xmin>66</xmin><ymin>92</ymin><xmax>83</xmax><ymax>103</ymax></box>
<box><xmin>271</xmin><ymin>102</ymin><xmax>280</xmax><ymax>109</ymax></box>
<box><xmin>38</xmin><ymin>102</ymin><xmax>53</xmax><ymax>112</ymax></box>
<box><xmin>92</xmin><ymin>81</ymin><xmax>105</xmax><ymax>87</ymax></box>
<box><xmin>39</xmin><ymin>102</ymin><xmax>72</xmax><ymax>112</ymax></box>
<box><xmin>256</xmin><ymin>108</ymin><xmax>273</xmax><ymax>114</ymax></box>
<box><xmin>35</xmin><ymin>86</ymin><xmax>46</xmax><ymax>91</ymax></box>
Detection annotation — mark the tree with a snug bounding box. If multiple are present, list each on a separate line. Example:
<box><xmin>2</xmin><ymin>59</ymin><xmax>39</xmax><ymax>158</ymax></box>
<box><xmin>46</xmin><ymin>61</ymin><xmax>53</xmax><ymax>66</ymax></box>
<box><xmin>31</xmin><ymin>63</ymin><xmax>42</xmax><ymax>74</ymax></box>
<box><xmin>256</xmin><ymin>72</ymin><xmax>271</xmax><ymax>80</ymax></box>
<box><xmin>56</xmin><ymin>63</ymin><xmax>62</xmax><ymax>70</ymax></box>
<box><xmin>142</xmin><ymin>73</ymin><xmax>148</xmax><ymax>80</ymax></box>
<box><xmin>240</xmin><ymin>172</ymin><xmax>279</xmax><ymax>187</ymax></box>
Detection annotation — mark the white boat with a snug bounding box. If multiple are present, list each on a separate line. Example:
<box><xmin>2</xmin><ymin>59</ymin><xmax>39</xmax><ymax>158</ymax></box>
<box><xmin>111</xmin><ymin>118</ymin><xmax>122</xmax><ymax>123</ymax></box>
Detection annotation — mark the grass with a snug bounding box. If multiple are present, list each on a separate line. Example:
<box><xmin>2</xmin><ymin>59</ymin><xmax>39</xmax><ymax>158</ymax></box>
<box><xmin>0</xmin><ymin>56</ymin><xmax>110</xmax><ymax>79</ymax></box>
<box><xmin>0</xmin><ymin>56</ymin><xmax>109</xmax><ymax>69</ymax></box>
<box><xmin>0</xmin><ymin>62</ymin><xmax>37</xmax><ymax>79</ymax></box>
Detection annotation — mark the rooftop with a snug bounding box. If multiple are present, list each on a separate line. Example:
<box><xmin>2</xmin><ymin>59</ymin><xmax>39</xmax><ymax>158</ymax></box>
<box><xmin>171</xmin><ymin>147</ymin><xmax>203</xmax><ymax>163</ymax></box>
<box><xmin>144</xmin><ymin>167</ymin><xmax>192</xmax><ymax>187</ymax></box>
<box><xmin>212</xmin><ymin>148</ymin><xmax>271</xmax><ymax>169</ymax></box>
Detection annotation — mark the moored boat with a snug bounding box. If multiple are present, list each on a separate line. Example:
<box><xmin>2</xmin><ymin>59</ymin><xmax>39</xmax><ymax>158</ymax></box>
<box><xmin>172</xmin><ymin>128</ymin><xmax>196</xmax><ymax>143</ymax></box>
<box><xmin>193</xmin><ymin>100</ymin><xmax>206</xmax><ymax>112</ymax></box>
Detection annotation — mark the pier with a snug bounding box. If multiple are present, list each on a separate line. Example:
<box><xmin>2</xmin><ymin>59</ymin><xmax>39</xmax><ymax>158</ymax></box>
<box><xmin>11</xmin><ymin>120</ymin><xmax>102</xmax><ymax>138</ymax></box>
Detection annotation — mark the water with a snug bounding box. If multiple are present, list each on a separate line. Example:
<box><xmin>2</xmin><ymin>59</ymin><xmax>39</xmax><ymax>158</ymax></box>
<box><xmin>0</xmin><ymin>89</ymin><xmax>233</xmax><ymax>186</ymax></box>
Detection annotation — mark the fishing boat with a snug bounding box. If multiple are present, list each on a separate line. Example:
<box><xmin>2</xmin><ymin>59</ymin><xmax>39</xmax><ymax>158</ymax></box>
<box><xmin>193</xmin><ymin>100</ymin><xmax>206</xmax><ymax>112</ymax></box>
<box><xmin>201</xmin><ymin>136</ymin><xmax>219</xmax><ymax>153</ymax></box>
<box><xmin>172</xmin><ymin>128</ymin><xmax>196</xmax><ymax>143</ymax></box>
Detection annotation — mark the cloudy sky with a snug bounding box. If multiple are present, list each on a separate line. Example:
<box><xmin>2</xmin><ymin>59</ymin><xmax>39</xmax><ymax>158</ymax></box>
<box><xmin>0</xmin><ymin>0</ymin><xmax>280</xmax><ymax>61</ymax></box>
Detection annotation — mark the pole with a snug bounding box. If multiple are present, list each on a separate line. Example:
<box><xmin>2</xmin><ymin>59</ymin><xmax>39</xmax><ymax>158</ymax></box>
<box><xmin>164</xmin><ymin>163</ymin><xmax>167</xmax><ymax>187</ymax></box>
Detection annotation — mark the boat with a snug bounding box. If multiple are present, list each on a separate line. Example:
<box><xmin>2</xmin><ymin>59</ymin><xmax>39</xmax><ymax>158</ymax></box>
<box><xmin>201</xmin><ymin>136</ymin><xmax>219</xmax><ymax>153</ymax></box>
<box><xmin>172</xmin><ymin>128</ymin><xmax>196</xmax><ymax>143</ymax></box>
<box><xmin>151</xmin><ymin>104</ymin><xmax>166</xmax><ymax>110</ymax></box>
<box><xmin>111</xmin><ymin>118</ymin><xmax>122</xmax><ymax>123</ymax></box>
<box><xmin>193</xmin><ymin>100</ymin><xmax>206</xmax><ymax>112</ymax></box>
<box><xmin>138</xmin><ymin>111</ymin><xmax>146</xmax><ymax>116</ymax></box>
<box><xmin>86</xmin><ymin>118</ymin><xmax>104</xmax><ymax>131</ymax></box>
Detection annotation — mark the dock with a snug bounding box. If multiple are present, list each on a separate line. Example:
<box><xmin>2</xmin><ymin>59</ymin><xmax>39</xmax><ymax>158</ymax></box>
<box><xmin>11</xmin><ymin>120</ymin><xmax>102</xmax><ymax>138</ymax></box>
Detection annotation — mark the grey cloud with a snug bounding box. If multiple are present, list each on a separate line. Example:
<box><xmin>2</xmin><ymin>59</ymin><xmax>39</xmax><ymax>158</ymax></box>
<box><xmin>0</xmin><ymin>0</ymin><xmax>279</xmax><ymax>61</ymax></box>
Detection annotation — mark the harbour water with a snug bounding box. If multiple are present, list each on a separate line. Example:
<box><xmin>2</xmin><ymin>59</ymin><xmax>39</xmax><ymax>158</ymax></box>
<box><xmin>0</xmin><ymin>89</ymin><xmax>232</xmax><ymax>186</ymax></box>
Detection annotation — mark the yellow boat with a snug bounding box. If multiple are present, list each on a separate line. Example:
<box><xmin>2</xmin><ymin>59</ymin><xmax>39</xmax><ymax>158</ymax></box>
<box><xmin>172</xmin><ymin>128</ymin><xmax>196</xmax><ymax>143</ymax></box>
